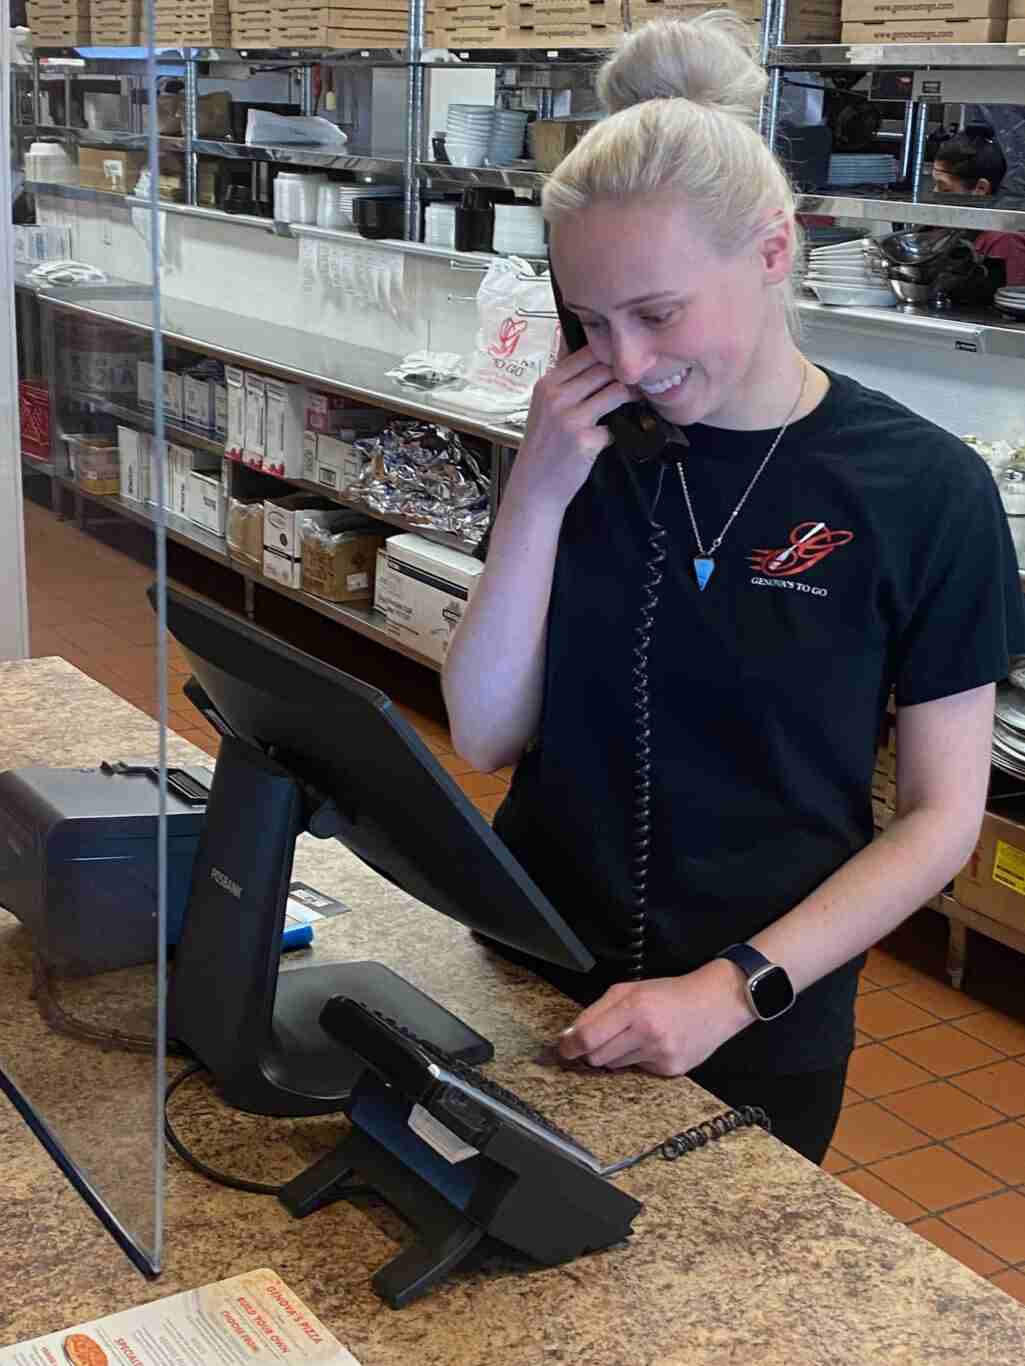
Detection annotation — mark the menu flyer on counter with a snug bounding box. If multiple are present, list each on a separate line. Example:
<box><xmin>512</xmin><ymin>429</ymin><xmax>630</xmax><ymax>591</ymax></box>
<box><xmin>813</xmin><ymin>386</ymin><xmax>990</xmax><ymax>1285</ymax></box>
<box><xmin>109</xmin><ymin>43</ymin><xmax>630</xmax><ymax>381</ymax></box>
<box><xmin>0</xmin><ymin>1270</ymin><xmax>361</xmax><ymax>1366</ymax></box>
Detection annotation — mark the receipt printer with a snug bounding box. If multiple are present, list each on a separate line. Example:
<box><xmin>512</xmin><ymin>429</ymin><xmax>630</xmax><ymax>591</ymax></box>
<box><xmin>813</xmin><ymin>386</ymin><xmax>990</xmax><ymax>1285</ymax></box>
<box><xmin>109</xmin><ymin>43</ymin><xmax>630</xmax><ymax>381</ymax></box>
<box><xmin>0</xmin><ymin>764</ymin><xmax>210</xmax><ymax>975</ymax></box>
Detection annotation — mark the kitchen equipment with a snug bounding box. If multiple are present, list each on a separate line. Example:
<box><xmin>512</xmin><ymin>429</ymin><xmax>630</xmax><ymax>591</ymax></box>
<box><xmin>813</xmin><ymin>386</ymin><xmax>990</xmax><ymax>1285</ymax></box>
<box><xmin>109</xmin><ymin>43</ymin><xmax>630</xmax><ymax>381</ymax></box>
<box><xmin>424</xmin><ymin>202</ymin><xmax>457</xmax><ymax>249</ymax></box>
<box><xmin>25</xmin><ymin>141</ymin><xmax>76</xmax><ymax>185</ymax></box>
<box><xmin>352</xmin><ymin>196</ymin><xmax>405</xmax><ymax>239</ymax></box>
<box><xmin>806</xmin><ymin>280</ymin><xmax>896</xmax><ymax>307</ymax></box>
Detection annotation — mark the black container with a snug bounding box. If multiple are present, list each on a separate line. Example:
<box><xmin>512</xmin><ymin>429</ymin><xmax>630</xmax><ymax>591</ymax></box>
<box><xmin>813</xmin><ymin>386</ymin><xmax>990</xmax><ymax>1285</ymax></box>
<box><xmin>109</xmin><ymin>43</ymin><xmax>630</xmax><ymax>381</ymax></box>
<box><xmin>353</xmin><ymin>196</ymin><xmax>406</xmax><ymax>239</ymax></box>
<box><xmin>455</xmin><ymin>205</ymin><xmax>492</xmax><ymax>252</ymax></box>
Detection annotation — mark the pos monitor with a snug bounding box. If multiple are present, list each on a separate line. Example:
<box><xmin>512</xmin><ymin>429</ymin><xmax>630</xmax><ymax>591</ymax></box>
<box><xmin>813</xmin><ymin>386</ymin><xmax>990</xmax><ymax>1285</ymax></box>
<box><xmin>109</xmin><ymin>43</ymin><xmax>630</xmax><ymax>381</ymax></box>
<box><xmin>156</xmin><ymin>585</ymin><xmax>593</xmax><ymax>1118</ymax></box>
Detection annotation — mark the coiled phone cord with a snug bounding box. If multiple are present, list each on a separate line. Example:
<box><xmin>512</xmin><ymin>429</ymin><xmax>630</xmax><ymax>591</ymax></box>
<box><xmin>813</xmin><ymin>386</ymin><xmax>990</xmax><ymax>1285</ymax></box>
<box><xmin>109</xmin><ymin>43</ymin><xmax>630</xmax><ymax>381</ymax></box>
<box><xmin>628</xmin><ymin>462</ymin><xmax>669</xmax><ymax>982</ymax></box>
<box><xmin>605</xmin><ymin>1105</ymin><xmax>771</xmax><ymax>1174</ymax></box>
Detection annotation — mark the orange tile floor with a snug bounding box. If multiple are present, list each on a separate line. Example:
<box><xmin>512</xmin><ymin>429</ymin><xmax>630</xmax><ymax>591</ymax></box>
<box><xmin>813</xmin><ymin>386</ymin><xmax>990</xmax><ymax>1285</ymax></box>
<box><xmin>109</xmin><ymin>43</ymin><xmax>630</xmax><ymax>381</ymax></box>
<box><xmin>20</xmin><ymin>491</ymin><xmax>1025</xmax><ymax>1303</ymax></box>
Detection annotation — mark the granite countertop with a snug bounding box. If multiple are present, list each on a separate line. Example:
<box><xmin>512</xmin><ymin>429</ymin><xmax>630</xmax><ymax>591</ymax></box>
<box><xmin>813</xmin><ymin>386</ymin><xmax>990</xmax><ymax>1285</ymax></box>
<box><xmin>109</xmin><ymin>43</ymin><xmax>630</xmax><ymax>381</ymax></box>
<box><xmin>2</xmin><ymin>657</ymin><xmax>1025</xmax><ymax>1364</ymax></box>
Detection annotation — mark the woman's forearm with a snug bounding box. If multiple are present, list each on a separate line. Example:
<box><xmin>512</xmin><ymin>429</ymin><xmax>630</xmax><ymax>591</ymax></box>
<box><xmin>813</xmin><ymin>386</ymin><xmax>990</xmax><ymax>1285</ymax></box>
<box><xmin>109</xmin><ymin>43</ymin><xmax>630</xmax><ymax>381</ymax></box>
<box><xmin>442</xmin><ymin>490</ymin><xmax>564</xmax><ymax>772</ymax></box>
<box><xmin>749</xmin><ymin>803</ymin><xmax>981</xmax><ymax>994</ymax></box>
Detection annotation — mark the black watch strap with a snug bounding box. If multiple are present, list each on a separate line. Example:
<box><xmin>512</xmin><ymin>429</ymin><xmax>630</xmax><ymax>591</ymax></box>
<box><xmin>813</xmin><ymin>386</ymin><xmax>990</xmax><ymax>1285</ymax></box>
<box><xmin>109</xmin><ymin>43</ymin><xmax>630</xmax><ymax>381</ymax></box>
<box><xmin>717</xmin><ymin>942</ymin><xmax>771</xmax><ymax>980</ymax></box>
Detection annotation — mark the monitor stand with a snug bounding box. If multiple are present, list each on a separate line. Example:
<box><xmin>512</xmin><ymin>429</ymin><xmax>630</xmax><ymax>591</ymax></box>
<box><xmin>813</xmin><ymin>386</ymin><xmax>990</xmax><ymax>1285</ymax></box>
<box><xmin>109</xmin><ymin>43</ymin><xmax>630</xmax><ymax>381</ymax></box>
<box><xmin>168</xmin><ymin>735</ymin><xmax>493</xmax><ymax>1117</ymax></box>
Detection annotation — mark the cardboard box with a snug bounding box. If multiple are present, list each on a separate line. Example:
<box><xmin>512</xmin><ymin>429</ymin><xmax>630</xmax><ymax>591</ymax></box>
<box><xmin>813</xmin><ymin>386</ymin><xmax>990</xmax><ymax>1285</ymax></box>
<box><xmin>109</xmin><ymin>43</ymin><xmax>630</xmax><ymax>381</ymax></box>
<box><xmin>226</xmin><ymin>497</ymin><xmax>264</xmax><ymax>568</ymax></box>
<box><xmin>263</xmin><ymin>546</ymin><xmax>303</xmax><ymax>590</ymax></box>
<box><xmin>13</xmin><ymin>225</ymin><xmax>72</xmax><ymax>265</ymax></box>
<box><xmin>78</xmin><ymin>146</ymin><xmax>145</xmax><ymax>193</ymax></box>
<box><xmin>313</xmin><ymin>433</ymin><xmax>368</xmax><ymax>493</ymax></box>
<box><xmin>138</xmin><ymin>358</ymin><xmax>156</xmax><ymax>409</ymax></box>
<box><xmin>264</xmin><ymin>377</ymin><xmax>307</xmax><ymax>479</ymax></box>
<box><xmin>301</xmin><ymin>523</ymin><xmax>386</xmax><ymax>603</ymax></box>
<box><xmin>163</xmin><ymin>370</ymin><xmax>184</xmax><ymax>422</ymax></box>
<box><xmin>841</xmin><ymin>0</ymin><xmax>1005</xmax><ymax>18</ymax></box>
<box><xmin>188</xmin><ymin>469</ymin><xmax>226</xmax><ymax>535</ymax></box>
<box><xmin>263</xmin><ymin>493</ymin><xmax>339</xmax><ymax>559</ymax></box>
<box><xmin>169</xmin><ymin>444</ymin><xmax>219</xmax><ymax>517</ymax></box>
<box><xmin>65</xmin><ymin>435</ymin><xmax>119</xmax><ymax>494</ymax></box>
<box><xmin>841</xmin><ymin>13</ymin><xmax>1006</xmax><ymax>32</ymax></box>
<box><xmin>1007</xmin><ymin>14</ymin><xmax>1025</xmax><ymax>30</ymax></box>
<box><xmin>118</xmin><ymin>426</ymin><xmax>143</xmax><ymax>502</ymax></box>
<box><xmin>307</xmin><ymin>391</ymin><xmax>352</xmax><ymax>433</ymax></box>
<box><xmin>224</xmin><ymin>366</ymin><xmax>246</xmax><ymax>458</ymax></box>
<box><xmin>1009</xmin><ymin>0</ymin><xmax>1024</xmax><ymax>14</ymax></box>
<box><xmin>214</xmin><ymin>382</ymin><xmax>228</xmax><ymax>438</ymax></box>
<box><xmin>243</xmin><ymin>372</ymin><xmax>267</xmax><ymax>469</ymax></box>
<box><xmin>373</xmin><ymin>533</ymin><xmax>484</xmax><ymax>666</ymax></box>
<box><xmin>953</xmin><ymin>808</ymin><xmax>1025</xmax><ymax>933</ymax></box>
<box><xmin>184</xmin><ymin>373</ymin><xmax>215</xmax><ymax>429</ymax></box>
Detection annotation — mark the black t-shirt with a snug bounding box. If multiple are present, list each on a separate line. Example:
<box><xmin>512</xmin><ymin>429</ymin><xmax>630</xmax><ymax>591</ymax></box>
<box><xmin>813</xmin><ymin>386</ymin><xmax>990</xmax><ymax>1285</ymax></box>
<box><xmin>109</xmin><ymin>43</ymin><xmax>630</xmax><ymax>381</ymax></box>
<box><xmin>483</xmin><ymin>369</ymin><xmax>1025</xmax><ymax>1073</ymax></box>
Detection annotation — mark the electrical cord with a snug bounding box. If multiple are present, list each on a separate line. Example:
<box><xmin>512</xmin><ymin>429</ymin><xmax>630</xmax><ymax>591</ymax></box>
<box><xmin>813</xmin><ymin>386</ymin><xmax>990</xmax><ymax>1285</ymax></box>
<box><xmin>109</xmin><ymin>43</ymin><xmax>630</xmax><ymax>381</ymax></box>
<box><xmin>628</xmin><ymin>462</ymin><xmax>669</xmax><ymax>982</ymax></box>
<box><xmin>164</xmin><ymin>1063</ymin><xmax>374</xmax><ymax>1201</ymax></box>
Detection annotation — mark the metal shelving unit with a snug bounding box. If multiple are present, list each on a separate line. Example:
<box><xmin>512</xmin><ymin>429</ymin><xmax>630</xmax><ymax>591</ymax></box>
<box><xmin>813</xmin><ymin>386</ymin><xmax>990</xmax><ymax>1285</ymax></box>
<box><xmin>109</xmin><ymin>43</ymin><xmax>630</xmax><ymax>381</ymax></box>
<box><xmin>68</xmin><ymin>392</ymin><xmax>227</xmax><ymax>456</ymax></box>
<box><xmin>768</xmin><ymin>42</ymin><xmax>1025</xmax><ymax>68</ymax></box>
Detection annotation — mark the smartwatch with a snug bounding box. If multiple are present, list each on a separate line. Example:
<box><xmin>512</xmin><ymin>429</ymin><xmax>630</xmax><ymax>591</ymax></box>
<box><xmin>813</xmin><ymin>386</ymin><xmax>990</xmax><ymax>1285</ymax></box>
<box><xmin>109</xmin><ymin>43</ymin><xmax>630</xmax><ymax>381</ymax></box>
<box><xmin>716</xmin><ymin>943</ymin><xmax>796</xmax><ymax>1022</ymax></box>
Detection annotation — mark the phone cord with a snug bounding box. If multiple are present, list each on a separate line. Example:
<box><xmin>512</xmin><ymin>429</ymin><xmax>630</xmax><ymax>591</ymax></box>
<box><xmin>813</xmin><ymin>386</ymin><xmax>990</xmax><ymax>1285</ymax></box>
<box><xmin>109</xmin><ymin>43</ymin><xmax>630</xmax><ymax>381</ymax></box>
<box><xmin>604</xmin><ymin>1105</ymin><xmax>771</xmax><ymax>1174</ymax></box>
<box><xmin>628</xmin><ymin>463</ymin><xmax>669</xmax><ymax>982</ymax></box>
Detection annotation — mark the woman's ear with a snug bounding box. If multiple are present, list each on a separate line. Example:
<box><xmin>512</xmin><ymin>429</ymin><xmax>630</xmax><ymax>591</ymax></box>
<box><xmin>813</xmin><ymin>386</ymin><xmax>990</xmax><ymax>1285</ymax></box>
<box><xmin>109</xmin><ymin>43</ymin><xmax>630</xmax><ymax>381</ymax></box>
<box><xmin>758</xmin><ymin>212</ymin><xmax>794</xmax><ymax>285</ymax></box>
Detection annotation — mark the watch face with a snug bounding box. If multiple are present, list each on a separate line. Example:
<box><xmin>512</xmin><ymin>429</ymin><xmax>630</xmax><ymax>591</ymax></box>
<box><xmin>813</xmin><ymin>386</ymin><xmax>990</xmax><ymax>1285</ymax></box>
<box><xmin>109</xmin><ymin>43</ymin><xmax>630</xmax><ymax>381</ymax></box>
<box><xmin>750</xmin><ymin>965</ymin><xmax>796</xmax><ymax>1020</ymax></box>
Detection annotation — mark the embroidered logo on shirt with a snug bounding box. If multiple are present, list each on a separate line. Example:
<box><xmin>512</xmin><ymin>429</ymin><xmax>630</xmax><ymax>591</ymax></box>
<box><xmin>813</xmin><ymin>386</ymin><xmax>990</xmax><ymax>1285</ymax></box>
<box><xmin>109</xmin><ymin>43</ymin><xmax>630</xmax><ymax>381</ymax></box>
<box><xmin>749</xmin><ymin>521</ymin><xmax>854</xmax><ymax>577</ymax></box>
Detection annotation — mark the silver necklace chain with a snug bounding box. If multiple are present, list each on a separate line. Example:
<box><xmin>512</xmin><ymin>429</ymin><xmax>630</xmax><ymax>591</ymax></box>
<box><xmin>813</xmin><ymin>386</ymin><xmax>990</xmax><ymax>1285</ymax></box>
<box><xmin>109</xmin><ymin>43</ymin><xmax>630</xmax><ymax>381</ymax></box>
<box><xmin>676</xmin><ymin>363</ymin><xmax>809</xmax><ymax>559</ymax></box>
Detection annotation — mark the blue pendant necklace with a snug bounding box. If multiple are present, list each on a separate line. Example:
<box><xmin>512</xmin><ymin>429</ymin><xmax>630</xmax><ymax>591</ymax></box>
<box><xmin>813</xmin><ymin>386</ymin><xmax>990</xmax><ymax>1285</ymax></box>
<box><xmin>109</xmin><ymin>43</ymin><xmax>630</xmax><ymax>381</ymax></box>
<box><xmin>675</xmin><ymin>363</ymin><xmax>808</xmax><ymax>592</ymax></box>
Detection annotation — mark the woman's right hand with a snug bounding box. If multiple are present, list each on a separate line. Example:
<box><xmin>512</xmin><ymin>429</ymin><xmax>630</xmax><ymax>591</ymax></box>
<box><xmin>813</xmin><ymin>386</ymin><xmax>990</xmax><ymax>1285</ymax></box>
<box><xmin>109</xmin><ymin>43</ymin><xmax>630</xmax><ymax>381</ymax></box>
<box><xmin>507</xmin><ymin>345</ymin><xmax>631</xmax><ymax>516</ymax></box>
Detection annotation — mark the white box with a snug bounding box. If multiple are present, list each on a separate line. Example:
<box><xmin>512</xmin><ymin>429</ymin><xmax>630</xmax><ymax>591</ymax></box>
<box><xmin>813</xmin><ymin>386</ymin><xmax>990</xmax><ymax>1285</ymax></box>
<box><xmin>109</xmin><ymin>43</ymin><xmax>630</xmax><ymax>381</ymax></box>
<box><xmin>14</xmin><ymin>224</ymin><xmax>72</xmax><ymax>265</ymax></box>
<box><xmin>225</xmin><ymin>365</ymin><xmax>246</xmax><ymax>458</ymax></box>
<box><xmin>303</xmin><ymin>429</ymin><xmax>319</xmax><ymax>481</ymax></box>
<box><xmin>263</xmin><ymin>546</ymin><xmax>302</xmax><ymax>589</ymax></box>
<box><xmin>315</xmin><ymin>433</ymin><xmax>367</xmax><ymax>494</ymax></box>
<box><xmin>263</xmin><ymin>494</ymin><xmax>340</xmax><ymax>559</ymax></box>
<box><xmin>138</xmin><ymin>358</ymin><xmax>155</xmax><ymax>409</ymax></box>
<box><xmin>373</xmin><ymin>534</ymin><xmax>484</xmax><ymax>666</ymax></box>
<box><xmin>118</xmin><ymin>426</ymin><xmax>142</xmax><ymax>502</ymax></box>
<box><xmin>143</xmin><ymin>435</ymin><xmax>167</xmax><ymax>507</ymax></box>
<box><xmin>168</xmin><ymin>445</ymin><xmax>219</xmax><ymax>517</ymax></box>
<box><xmin>163</xmin><ymin>371</ymin><xmax>184</xmax><ymax>422</ymax></box>
<box><xmin>214</xmin><ymin>383</ymin><xmax>228</xmax><ymax>438</ymax></box>
<box><xmin>263</xmin><ymin>377</ymin><xmax>307</xmax><ymax>478</ymax></box>
<box><xmin>184</xmin><ymin>374</ymin><xmax>215</xmax><ymax>430</ymax></box>
<box><xmin>306</xmin><ymin>391</ymin><xmax>351</xmax><ymax>433</ymax></box>
<box><xmin>188</xmin><ymin>469</ymin><xmax>226</xmax><ymax>535</ymax></box>
<box><xmin>243</xmin><ymin>372</ymin><xmax>267</xmax><ymax>469</ymax></box>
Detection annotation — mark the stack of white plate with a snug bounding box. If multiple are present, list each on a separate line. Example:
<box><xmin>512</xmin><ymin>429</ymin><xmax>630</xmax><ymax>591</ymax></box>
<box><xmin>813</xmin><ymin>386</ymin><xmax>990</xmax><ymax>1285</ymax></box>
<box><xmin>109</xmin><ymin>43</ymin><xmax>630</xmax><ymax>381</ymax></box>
<box><xmin>804</xmin><ymin>239</ymin><xmax>895</xmax><ymax>307</ymax></box>
<box><xmin>446</xmin><ymin>104</ymin><xmax>495</xmax><ymax>169</ymax></box>
<box><xmin>995</xmin><ymin>286</ymin><xmax>1025</xmax><ymax>320</ymax></box>
<box><xmin>827</xmin><ymin>154</ymin><xmax>898</xmax><ymax>187</ymax></box>
<box><xmin>318</xmin><ymin>183</ymin><xmax>403</xmax><ymax>229</ymax></box>
<box><xmin>424</xmin><ymin>202</ymin><xmax>457</xmax><ymax>249</ymax></box>
<box><xmin>493</xmin><ymin>203</ymin><xmax>545</xmax><ymax>256</ymax></box>
<box><xmin>489</xmin><ymin>109</ymin><xmax>529</xmax><ymax>166</ymax></box>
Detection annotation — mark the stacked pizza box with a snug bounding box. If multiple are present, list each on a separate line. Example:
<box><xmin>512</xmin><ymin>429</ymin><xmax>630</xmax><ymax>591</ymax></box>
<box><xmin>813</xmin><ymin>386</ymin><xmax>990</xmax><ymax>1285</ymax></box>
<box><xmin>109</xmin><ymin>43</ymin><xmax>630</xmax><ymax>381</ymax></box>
<box><xmin>89</xmin><ymin>0</ymin><xmax>144</xmax><ymax>43</ymax></box>
<box><xmin>227</xmin><ymin>0</ymin><xmax>437</xmax><ymax>46</ymax></box>
<box><xmin>151</xmin><ymin>0</ymin><xmax>232</xmax><ymax>46</ymax></box>
<box><xmin>436</xmin><ymin>0</ymin><xmax>625</xmax><ymax>47</ymax></box>
<box><xmin>630</xmin><ymin>0</ymin><xmax>842</xmax><ymax>42</ymax></box>
<box><xmin>840</xmin><ymin>0</ymin><xmax>1007</xmax><ymax>45</ymax></box>
<box><xmin>27</xmin><ymin>0</ymin><xmax>91</xmax><ymax>44</ymax></box>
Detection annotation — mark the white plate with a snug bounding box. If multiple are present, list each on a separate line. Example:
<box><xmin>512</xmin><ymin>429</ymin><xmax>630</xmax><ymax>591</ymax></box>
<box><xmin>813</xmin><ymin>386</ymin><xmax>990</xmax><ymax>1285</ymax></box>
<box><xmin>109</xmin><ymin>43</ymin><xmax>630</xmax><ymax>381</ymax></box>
<box><xmin>807</xmin><ymin>281</ymin><xmax>896</xmax><ymax>307</ymax></box>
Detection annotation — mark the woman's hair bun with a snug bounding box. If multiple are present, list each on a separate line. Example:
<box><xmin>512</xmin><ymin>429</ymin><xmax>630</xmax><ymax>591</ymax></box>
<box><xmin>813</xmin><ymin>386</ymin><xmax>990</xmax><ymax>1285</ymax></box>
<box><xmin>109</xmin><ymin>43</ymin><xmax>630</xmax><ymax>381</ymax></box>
<box><xmin>596</xmin><ymin>8</ymin><xmax>768</xmax><ymax>125</ymax></box>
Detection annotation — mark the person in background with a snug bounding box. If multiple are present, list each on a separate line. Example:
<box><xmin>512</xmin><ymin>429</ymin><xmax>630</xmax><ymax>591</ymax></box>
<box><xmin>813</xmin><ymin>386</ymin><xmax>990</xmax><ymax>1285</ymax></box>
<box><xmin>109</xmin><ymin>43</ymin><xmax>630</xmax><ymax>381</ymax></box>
<box><xmin>933</xmin><ymin>131</ymin><xmax>1025</xmax><ymax>286</ymax></box>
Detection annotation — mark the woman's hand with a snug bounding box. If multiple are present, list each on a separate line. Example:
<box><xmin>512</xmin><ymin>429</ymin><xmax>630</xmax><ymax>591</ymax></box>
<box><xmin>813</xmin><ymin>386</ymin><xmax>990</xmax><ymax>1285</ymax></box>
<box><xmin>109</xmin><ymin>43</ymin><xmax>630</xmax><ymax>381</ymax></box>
<box><xmin>556</xmin><ymin>961</ymin><xmax>755</xmax><ymax>1077</ymax></box>
<box><xmin>507</xmin><ymin>345</ymin><xmax>630</xmax><ymax>517</ymax></box>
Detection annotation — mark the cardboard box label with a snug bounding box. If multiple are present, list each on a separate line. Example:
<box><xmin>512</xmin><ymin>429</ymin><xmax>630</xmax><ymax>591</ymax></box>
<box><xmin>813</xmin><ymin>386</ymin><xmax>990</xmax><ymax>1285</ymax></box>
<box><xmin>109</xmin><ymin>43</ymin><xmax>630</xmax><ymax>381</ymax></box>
<box><xmin>993</xmin><ymin>839</ymin><xmax>1025</xmax><ymax>896</ymax></box>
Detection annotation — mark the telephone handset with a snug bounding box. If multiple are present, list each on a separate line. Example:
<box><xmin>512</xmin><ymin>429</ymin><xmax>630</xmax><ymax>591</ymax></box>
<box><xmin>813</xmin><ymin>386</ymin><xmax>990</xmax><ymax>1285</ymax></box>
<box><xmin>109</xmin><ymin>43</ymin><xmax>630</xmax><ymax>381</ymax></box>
<box><xmin>549</xmin><ymin>265</ymin><xmax>686</xmax><ymax>463</ymax></box>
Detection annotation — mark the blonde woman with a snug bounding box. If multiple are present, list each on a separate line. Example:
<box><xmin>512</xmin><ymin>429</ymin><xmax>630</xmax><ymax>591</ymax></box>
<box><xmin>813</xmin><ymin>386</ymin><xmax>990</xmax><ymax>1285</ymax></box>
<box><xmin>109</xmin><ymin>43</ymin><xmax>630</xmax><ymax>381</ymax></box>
<box><xmin>442</xmin><ymin>12</ymin><xmax>1024</xmax><ymax>1162</ymax></box>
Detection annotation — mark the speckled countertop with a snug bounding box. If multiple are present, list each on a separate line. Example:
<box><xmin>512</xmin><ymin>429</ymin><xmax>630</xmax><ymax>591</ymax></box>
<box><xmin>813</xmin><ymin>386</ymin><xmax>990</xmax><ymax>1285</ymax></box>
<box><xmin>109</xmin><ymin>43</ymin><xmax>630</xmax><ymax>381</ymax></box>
<box><xmin>1</xmin><ymin>657</ymin><xmax>1024</xmax><ymax>1364</ymax></box>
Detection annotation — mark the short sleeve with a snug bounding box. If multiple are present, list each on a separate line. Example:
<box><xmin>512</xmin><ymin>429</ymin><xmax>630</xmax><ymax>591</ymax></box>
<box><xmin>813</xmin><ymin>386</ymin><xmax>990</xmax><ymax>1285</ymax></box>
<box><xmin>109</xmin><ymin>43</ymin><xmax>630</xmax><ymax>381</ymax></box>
<box><xmin>894</xmin><ymin>455</ymin><xmax>1025</xmax><ymax>707</ymax></box>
